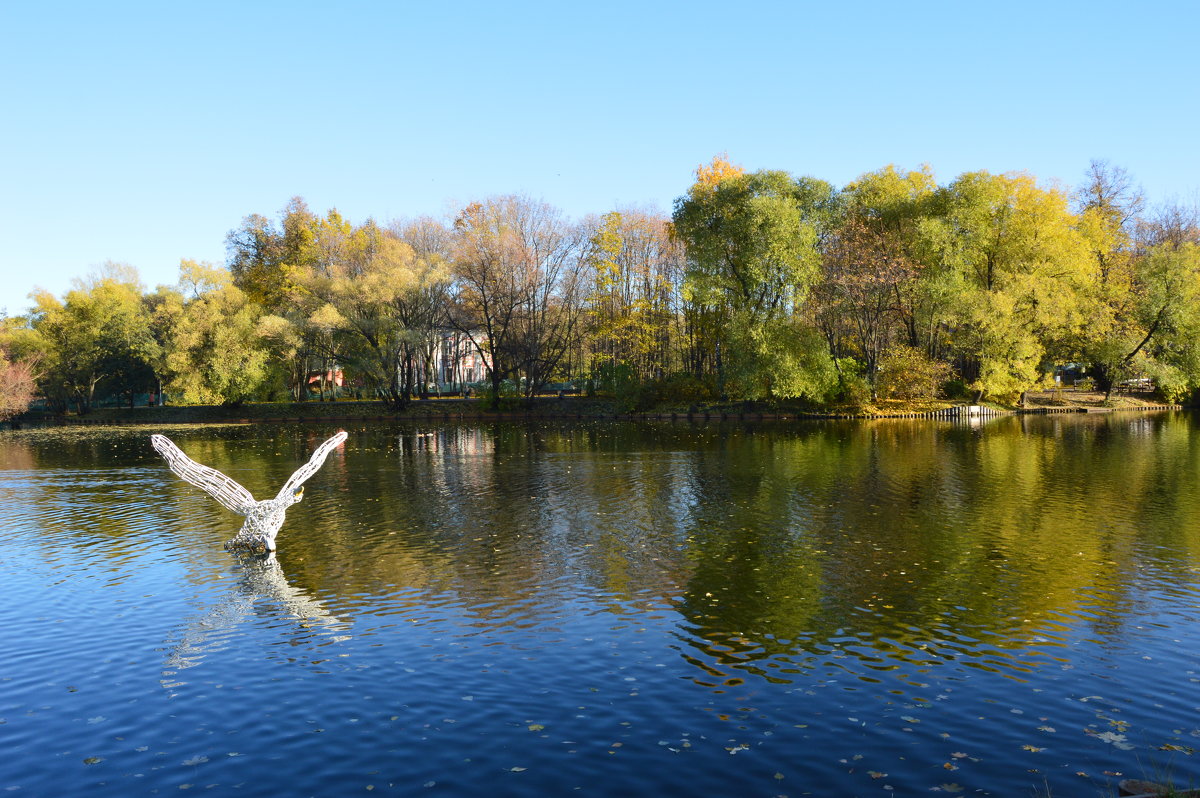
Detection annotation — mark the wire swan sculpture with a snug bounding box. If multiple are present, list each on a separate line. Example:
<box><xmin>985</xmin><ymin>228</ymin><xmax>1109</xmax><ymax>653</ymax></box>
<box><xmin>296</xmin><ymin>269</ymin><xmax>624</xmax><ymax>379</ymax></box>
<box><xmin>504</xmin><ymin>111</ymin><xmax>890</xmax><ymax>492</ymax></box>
<box><xmin>151</xmin><ymin>431</ymin><xmax>348</xmax><ymax>554</ymax></box>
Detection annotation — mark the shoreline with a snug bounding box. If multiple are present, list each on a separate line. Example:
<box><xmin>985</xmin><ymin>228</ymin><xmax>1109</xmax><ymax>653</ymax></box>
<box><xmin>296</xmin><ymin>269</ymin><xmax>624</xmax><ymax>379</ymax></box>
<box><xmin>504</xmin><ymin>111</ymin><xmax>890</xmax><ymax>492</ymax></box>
<box><xmin>5</xmin><ymin>392</ymin><xmax>1184</xmax><ymax>429</ymax></box>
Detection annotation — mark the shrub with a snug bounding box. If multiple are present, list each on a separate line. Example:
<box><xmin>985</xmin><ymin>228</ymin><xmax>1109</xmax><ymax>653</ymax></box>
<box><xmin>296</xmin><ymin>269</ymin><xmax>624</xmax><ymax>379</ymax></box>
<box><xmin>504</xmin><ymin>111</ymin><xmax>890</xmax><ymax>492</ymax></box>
<box><xmin>653</xmin><ymin>372</ymin><xmax>717</xmax><ymax>405</ymax></box>
<box><xmin>829</xmin><ymin>359</ymin><xmax>870</xmax><ymax>405</ymax></box>
<box><xmin>941</xmin><ymin>377</ymin><xmax>970</xmax><ymax>399</ymax></box>
<box><xmin>0</xmin><ymin>353</ymin><xmax>37</xmax><ymax>421</ymax></box>
<box><xmin>876</xmin><ymin>346</ymin><xmax>952</xmax><ymax>400</ymax></box>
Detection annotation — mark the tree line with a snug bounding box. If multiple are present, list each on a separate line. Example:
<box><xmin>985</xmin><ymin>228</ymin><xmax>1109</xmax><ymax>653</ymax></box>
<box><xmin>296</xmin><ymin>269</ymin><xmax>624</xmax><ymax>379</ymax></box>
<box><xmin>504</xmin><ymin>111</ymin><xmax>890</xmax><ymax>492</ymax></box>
<box><xmin>2</xmin><ymin>156</ymin><xmax>1198</xmax><ymax>418</ymax></box>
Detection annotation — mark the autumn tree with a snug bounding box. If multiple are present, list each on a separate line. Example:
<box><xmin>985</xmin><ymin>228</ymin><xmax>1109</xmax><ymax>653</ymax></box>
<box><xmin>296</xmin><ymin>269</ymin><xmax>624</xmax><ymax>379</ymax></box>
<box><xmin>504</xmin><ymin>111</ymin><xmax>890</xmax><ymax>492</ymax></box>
<box><xmin>1075</xmin><ymin>160</ymin><xmax>1144</xmax><ymax>283</ymax></box>
<box><xmin>923</xmin><ymin>172</ymin><xmax>1094</xmax><ymax>402</ymax></box>
<box><xmin>0</xmin><ymin>349</ymin><xmax>36</xmax><ymax>420</ymax></box>
<box><xmin>505</xmin><ymin>201</ymin><xmax>586</xmax><ymax>397</ymax></box>
<box><xmin>584</xmin><ymin>209</ymin><xmax>684</xmax><ymax>386</ymax></box>
<box><xmin>294</xmin><ymin>217</ymin><xmax>450</xmax><ymax>407</ymax></box>
<box><xmin>392</xmin><ymin>217</ymin><xmax>454</xmax><ymax>397</ymax></box>
<box><xmin>838</xmin><ymin>166</ymin><xmax>942</xmax><ymax>354</ymax></box>
<box><xmin>1137</xmin><ymin>198</ymin><xmax>1200</xmax><ymax>251</ymax></box>
<box><xmin>161</xmin><ymin>260</ymin><xmax>272</xmax><ymax>406</ymax></box>
<box><xmin>449</xmin><ymin>196</ymin><xmax>585</xmax><ymax>405</ymax></box>
<box><xmin>815</xmin><ymin>217</ymin><xmax>916</xmax><ymax>399</ymax></box>
<box><xmin>0</xmin><ymin>314</ymin><xmax>47</xmax><ymax>419</ymax></box>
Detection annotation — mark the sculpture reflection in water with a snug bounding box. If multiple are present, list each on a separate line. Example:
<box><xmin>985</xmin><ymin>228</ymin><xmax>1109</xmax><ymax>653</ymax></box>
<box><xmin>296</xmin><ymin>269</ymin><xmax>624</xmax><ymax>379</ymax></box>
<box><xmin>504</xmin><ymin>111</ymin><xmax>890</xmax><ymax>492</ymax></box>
<box><xmin>150</xmin><ymin>431</ymin><xmax>348</xmax><ymax>554</ymax></box>
<box><xmin>161</xmin><ymin>550</ymin><xmax>352</xmax><ymax>690</ymax></box>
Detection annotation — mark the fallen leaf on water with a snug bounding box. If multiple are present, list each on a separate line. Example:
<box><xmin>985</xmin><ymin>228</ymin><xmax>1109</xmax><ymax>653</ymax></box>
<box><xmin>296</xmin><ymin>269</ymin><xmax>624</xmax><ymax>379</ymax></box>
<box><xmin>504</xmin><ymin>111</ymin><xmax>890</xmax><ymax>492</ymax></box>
<box><xmin>868</xmin><ymin>771</ymin><xmax>887</xmax><ymax>779</ymax></box>
<box><xmin>1022</xmin><ymin>745</ymin><xmax>1044</xmax><ymax>752</ymax></box>
<box><xmin>1096</xmin><ymin>732</ymin><xmax>1133</xmax><ymax>750</ymax></box>
<box><xmin>1159</xmin><ymin>743</ymin><xmax>1195</xmax><ymax>754</ymax></box>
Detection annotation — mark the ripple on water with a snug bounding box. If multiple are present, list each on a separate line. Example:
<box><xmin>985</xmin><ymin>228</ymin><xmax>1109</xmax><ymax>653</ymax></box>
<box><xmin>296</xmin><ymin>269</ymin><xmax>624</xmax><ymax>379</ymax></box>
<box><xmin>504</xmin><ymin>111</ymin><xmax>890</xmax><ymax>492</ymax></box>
<box><xmin>4</xmin><ymin>418</ymin><xmax>1200</xmax><ymax>795</ymax></box>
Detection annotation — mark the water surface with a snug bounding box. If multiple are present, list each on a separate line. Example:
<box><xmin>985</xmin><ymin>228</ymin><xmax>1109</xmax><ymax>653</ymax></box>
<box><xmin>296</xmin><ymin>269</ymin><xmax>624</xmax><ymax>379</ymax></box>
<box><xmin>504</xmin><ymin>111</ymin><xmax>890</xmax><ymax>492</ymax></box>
<box><xmin>3</xmin><ymin>415</ymin><xmax>1200</xmax><ymax>795</ymax></box>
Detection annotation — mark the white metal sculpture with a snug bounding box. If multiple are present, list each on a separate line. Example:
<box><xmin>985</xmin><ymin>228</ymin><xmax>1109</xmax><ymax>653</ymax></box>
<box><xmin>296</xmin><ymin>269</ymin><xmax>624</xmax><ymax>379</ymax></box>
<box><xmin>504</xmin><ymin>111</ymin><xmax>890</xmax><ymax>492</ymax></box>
<box><xmin>151</xmin><ymin>431</ymin><xmax>348</xmax><ymax>554</ymax></box>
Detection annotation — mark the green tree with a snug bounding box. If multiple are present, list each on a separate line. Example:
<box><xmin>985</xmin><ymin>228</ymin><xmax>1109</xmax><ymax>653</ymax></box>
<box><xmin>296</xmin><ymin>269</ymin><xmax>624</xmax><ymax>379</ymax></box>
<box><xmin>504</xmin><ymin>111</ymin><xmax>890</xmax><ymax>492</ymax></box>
<box><xmin>672</xmin><ymin>158</ymin><xmax>838</xmax><ymax>400</ymax></box>
<box><xmin>926</xmin><ymin>172</ymin><xmax>1093</xmax><ymax>402</ymax></box>
<box><xmin>1073</xmin><ymin>161</ymin><xmax>1151</xmax><ymax>396</ymax></box>
<box><xmin>162</xmin><ymin>261</ymin><xmax>272</xmax><ymax>406</ymax></box>
<box><xmin>29</xmin><ymin>265</ymin><xmax>157</xmax><ymax>413</ymax></box>
<box><xmin>226</xmin><ymin>196</ymin><xmax>316</xmax><ymax>311</ymax></box>
<box><xmin>1090</xmin><ymin>242</ymin><xmax>1200</xmax><ymax>402</ymax></box>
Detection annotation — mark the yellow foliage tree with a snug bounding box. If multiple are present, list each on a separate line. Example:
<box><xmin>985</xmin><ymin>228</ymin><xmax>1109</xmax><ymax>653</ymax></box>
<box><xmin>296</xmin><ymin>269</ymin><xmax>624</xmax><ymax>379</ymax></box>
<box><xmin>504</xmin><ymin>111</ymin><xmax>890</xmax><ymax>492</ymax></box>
<box><xmin>693</xmin><ymin>152</ymin><xmax>745</xmax><ymax>192</ymax></box>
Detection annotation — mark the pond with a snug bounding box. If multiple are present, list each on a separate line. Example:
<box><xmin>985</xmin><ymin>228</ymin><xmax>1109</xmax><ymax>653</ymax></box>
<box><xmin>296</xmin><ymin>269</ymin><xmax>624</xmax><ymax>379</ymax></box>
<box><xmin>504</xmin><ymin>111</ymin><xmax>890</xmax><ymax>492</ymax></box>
<box><xmin>2</xmin><ymin>414</ymin><xmax>1200</xmax><ymax>796</ymax></box>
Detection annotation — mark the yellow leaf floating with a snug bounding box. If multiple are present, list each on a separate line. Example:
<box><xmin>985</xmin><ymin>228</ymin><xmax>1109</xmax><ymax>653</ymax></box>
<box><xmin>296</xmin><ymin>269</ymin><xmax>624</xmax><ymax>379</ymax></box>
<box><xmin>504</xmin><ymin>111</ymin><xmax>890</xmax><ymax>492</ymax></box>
<box><xmin>1159</xmin><ymin>743</ymin><xmax>1194</xmax><ymax>754</ymax></box>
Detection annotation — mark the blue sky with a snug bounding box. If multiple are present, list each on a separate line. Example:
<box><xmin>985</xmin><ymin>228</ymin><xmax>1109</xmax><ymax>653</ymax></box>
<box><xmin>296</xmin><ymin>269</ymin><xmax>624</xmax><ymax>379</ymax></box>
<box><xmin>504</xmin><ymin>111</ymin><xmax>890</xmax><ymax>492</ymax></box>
<box><xmin>2</xmin><ymin>0</ymin><xmax>1197</xmax><ymax>315</ymax></box>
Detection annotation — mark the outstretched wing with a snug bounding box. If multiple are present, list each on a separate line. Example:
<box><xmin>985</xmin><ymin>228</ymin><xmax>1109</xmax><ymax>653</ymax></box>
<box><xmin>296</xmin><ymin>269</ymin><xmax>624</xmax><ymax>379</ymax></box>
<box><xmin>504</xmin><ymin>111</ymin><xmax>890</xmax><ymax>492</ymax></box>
<box><xmin>276</xmin><ymin>431</ymin><xmax>348</xmax><ymax>500</ymax></box>
<box><xmin>151</xmin><ymin>434</ymin><xmax>257</xmax><ymax>515</ymax></box>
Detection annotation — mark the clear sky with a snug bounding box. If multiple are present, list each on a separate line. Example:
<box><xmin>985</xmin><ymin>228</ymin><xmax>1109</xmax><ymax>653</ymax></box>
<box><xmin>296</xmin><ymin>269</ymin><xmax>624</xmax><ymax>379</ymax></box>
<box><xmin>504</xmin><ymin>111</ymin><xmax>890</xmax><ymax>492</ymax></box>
<box><xmin>2</xmin><ymin>0</ymin><xmax>1197</xmax><ymax>315</ymax></box>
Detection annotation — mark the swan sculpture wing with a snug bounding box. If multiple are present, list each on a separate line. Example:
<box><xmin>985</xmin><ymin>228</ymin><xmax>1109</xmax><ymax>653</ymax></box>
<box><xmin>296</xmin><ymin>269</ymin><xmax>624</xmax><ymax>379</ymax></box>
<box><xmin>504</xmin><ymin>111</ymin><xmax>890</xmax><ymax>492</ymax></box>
<box><xmin>150</xmin><ymin>434</ymin><xmax>257</xmax><ymax>515</ymax></box>
<box><xmin>275</xmin><ymin>431</ymin><xmax>349</xmax><ymax>500</ymax></box>
<box><xmin>152</xmin><ymin>431</ymin><xmax>348</xmax><ymax>554</ymax></box>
